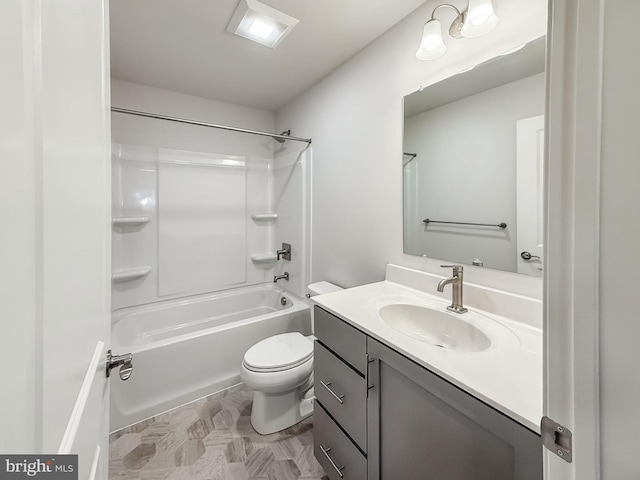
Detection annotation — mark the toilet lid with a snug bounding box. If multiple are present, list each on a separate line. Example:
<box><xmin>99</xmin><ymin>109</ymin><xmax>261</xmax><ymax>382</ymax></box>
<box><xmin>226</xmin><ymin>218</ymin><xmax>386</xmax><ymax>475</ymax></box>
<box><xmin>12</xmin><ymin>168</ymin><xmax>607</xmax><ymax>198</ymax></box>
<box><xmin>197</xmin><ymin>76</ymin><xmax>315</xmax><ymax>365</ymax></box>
<box><xmin>243</xmin><ymin>332</ymin><xmax>313</xmax><ymax>372</ymax></box>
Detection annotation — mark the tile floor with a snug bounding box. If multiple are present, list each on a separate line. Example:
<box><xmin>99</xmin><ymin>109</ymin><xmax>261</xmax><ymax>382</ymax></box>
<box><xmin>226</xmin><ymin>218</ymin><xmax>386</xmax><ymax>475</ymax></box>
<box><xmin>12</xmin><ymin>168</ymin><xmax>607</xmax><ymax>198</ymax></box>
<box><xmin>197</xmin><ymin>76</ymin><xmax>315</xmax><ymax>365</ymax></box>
<box><xmin>108</xmin><ymin>385</ymin><xmax>329</xmax><ymax>480</ymax></box>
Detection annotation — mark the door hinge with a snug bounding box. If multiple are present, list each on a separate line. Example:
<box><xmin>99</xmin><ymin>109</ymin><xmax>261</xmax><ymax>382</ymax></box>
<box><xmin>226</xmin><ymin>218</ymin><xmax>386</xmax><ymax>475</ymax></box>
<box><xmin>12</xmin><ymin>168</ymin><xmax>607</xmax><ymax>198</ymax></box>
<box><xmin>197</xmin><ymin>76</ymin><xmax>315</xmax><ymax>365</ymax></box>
<box><xmin>541</xmin><ymin>416</ymin><xmax>572</xmax><ymax>463</ymax></box>
<box><xmin>106</xmin><ymin>350</ymin><xmax>134</xmax><ymax>380</ymax></box>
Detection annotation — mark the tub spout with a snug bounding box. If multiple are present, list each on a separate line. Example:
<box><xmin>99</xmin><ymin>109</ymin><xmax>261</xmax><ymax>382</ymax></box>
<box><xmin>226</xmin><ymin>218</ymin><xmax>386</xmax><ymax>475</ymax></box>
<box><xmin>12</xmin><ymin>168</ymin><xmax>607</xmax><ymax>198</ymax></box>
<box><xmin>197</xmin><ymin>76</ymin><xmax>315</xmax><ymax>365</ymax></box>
<box><xmin>273</xmin><ymin>272</ymin><xmax>289</xmax><ymax>283</ymax></box>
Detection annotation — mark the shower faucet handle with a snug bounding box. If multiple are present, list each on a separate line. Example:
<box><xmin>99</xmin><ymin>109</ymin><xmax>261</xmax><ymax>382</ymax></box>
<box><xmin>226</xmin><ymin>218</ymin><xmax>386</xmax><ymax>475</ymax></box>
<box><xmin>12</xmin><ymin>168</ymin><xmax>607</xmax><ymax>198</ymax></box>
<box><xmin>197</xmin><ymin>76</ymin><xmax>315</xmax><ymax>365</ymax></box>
<box><xmin>276</xmin><ymin>243</ymin><xmax>291</xmax><ymax>261</ymax></box>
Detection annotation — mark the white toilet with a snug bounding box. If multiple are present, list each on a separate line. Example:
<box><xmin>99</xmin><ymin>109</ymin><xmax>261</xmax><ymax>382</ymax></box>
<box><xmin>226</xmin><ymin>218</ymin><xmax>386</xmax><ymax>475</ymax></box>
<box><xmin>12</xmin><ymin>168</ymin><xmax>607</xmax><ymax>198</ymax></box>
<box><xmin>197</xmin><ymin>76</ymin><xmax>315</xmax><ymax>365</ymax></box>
<box><xmin>240</xmin><ymin>281</ymin><xmax>343</xmax><ymax>435</ymax></box>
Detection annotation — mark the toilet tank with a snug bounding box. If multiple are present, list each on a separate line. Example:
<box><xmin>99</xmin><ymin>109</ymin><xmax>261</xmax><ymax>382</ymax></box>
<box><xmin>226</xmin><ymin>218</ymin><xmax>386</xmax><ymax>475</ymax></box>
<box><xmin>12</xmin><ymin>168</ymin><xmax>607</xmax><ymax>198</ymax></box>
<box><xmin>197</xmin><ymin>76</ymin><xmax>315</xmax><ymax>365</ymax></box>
<box><xmin>308</xmin><ymin>281</ymin><xmax>343</xmax><ymax>297</ymax></box>
<box><xmin>307</xmin><ymin>281</ymin><xmax>343</xmax><ymax>332</ymax></box>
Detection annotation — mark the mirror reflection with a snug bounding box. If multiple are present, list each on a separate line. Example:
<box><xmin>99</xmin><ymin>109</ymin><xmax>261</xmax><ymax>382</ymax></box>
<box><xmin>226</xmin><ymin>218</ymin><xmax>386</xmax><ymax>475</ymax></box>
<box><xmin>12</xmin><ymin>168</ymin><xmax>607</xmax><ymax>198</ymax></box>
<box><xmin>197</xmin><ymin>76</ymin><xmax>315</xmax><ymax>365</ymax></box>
<box><xmin>403</xmin><ymin>36</ymin><xmax>546</xmax><ymax>276</ymax></box>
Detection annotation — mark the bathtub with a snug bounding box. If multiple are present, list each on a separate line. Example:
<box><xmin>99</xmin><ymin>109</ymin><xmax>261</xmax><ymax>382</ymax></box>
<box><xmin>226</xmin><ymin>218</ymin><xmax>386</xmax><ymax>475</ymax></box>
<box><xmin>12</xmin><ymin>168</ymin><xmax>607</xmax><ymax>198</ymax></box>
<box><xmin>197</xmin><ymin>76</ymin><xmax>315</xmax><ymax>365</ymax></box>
<box><xmin>109</xmin><ymin>283</ymin><xmax>310</xmax><ymax>432</ymax></box>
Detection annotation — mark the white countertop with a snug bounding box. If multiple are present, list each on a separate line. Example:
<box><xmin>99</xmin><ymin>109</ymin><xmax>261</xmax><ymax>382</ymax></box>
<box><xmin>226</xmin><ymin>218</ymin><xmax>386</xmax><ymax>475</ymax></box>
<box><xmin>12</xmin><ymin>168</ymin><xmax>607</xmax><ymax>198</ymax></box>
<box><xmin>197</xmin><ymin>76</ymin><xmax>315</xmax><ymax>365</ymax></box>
<box><xmin>313</xmin><ymin>279</ymin><xmax>543</xmax><ymax>433</ymax></box>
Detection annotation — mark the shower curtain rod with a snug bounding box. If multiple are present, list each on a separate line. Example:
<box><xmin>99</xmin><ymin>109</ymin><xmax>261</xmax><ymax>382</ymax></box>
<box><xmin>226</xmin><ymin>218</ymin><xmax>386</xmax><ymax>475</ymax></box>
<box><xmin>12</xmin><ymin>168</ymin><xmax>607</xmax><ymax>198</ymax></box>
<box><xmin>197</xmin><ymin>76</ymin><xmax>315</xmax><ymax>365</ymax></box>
<box><xmin>111</xmin><ymin>107</ymin><xmax>312</xmax><ymax>144</ymax></box>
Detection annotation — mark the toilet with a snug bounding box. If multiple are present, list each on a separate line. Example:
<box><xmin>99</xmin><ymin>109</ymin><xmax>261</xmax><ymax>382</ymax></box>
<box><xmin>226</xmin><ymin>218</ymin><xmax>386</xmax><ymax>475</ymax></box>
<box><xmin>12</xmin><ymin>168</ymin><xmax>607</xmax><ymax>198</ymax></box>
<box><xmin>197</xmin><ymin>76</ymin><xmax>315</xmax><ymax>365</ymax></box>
<box><xmin>240</xmin><ymin>281</ymin><xmax>343</xmax><ymax>435</ymax></box>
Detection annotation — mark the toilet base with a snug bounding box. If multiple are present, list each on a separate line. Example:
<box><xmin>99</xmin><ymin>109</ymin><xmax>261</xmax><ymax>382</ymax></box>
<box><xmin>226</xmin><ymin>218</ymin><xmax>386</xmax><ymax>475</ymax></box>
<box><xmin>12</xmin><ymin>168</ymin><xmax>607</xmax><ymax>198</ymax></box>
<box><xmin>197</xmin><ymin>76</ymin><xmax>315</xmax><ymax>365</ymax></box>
<box><xmin>250</xmin><ymin>387</ymin><xmax>314</xmax><ymax>435</ymax></box>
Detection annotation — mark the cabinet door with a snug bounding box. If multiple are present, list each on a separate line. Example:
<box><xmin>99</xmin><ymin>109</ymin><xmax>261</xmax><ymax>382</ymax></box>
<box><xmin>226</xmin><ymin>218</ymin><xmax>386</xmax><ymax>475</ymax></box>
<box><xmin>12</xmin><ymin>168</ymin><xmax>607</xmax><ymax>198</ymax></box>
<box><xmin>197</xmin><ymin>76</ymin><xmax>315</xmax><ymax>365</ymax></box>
<box><xmin>367</xmin><ymin>339</ymin><xmax>542</xmax><ymax>480</ymax></box>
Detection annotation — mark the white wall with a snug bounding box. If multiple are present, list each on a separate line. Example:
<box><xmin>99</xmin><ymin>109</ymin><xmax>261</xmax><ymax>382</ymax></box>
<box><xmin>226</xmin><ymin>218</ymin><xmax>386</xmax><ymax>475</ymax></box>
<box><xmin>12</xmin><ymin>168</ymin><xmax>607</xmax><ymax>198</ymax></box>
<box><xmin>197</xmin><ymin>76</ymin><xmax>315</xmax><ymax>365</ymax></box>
<box><xmin>276</xmin><ymin>0</ymin><xmax>547</xmax><ymax>298</ymax></box>
<box><xmin>404</xmin><ymin>73</ymin><xmax>545</xmax><ymax>271</ymax></box>
<box><xmin>111</xmin><ymin>79</ymin><xmax>275</xmax><ymax>141</ymax></box>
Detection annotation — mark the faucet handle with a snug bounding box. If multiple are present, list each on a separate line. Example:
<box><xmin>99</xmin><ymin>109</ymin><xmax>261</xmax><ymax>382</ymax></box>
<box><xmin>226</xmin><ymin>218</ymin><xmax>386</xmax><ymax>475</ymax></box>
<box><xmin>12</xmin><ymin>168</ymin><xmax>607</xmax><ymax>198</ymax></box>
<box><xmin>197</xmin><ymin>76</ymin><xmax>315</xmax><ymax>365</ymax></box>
<box><xmin>440</xmin><ymin>264</ymin><xmax>464</xmax><ymax>274</ymax></box>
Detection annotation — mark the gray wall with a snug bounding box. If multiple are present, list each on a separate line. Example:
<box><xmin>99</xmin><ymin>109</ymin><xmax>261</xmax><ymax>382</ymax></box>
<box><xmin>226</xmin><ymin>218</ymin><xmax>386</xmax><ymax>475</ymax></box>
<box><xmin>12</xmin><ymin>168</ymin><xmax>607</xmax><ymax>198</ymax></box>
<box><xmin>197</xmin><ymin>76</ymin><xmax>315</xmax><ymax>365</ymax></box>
<box><xmin>276</xmin><ymin>0</ymin><xmax>547</xmax><ymax>297</ymax></box>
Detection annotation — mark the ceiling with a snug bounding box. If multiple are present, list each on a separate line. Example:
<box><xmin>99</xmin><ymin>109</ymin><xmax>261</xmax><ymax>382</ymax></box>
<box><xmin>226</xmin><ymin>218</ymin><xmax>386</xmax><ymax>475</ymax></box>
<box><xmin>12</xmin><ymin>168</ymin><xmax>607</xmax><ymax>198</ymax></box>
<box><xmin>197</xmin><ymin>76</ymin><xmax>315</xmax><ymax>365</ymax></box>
<box><xmin>109</xmin><ymin>0</ymin><xmax>428</xmax><ymax>112</ymax></box>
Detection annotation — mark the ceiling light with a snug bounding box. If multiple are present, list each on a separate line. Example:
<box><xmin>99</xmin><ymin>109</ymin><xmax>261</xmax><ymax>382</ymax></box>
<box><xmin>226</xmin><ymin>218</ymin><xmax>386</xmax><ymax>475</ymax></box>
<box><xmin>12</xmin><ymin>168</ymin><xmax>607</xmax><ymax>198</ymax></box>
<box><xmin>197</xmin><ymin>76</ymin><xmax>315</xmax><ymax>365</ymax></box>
<box><xmin>248</xmin><ymin>18</ymin><xmax>276</xmax><ymax>40</ymax></box>
<box><xmin>226</xmin><ymin>0</ymin><xmax>299</xmax><ymax>49</ymax></box>
<box><xmin>416</xmin><ymin>0</ymin><xmax>499</xmax><ymax>61</ymax></box>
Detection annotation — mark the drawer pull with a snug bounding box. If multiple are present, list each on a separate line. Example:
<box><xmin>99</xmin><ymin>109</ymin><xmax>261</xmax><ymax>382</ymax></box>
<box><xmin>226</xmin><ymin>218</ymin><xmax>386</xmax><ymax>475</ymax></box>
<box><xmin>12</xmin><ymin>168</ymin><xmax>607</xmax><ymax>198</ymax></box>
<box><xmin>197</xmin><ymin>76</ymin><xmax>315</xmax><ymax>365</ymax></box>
<box><xmin>320</xmin><ymin>380</ymin><xmax>345</xmax><ymax>404</ymax></box>
<box><xmin>320</xmin><ymin>445</ymin><xmax>345</xmax><ymax>478</ymax></box>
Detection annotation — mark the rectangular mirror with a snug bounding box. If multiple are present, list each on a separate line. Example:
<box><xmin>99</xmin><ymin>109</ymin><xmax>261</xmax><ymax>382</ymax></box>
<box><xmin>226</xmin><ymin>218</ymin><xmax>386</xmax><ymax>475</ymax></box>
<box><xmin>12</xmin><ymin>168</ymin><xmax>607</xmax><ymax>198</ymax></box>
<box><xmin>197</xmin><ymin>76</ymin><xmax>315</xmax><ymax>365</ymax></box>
<box><xmin>403</xmin><ymin>36</ymin><xmax>546</xmax><ymax>276</ymax></box>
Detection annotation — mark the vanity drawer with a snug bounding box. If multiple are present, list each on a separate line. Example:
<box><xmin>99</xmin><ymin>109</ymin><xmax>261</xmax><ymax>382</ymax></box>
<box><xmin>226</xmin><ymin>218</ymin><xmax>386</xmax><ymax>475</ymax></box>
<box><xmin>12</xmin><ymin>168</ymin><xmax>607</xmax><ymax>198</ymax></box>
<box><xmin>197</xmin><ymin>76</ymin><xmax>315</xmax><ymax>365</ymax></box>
<box><xmin>314</xmin><ymin>401</ymin><xmax>366</xmax><ymax>480</ymax></box>
<box><xmin>315</xmin><ymin>306</ymin><xmax>367</xmax><ymax>374</ymax></box>
<box><xmin>315</xmin><ymin>341</ymin><xmax>367</xmax><ymax>451</ymax></box>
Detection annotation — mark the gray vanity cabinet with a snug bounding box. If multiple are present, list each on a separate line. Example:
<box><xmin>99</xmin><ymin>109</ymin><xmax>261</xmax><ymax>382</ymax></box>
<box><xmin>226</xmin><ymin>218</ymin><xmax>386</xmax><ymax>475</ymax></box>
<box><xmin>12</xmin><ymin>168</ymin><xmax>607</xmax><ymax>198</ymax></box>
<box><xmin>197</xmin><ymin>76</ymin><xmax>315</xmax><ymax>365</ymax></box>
<box><xmin>366</xmin><ymin>338</ymin><xmax>542</xmax><ymax>480</ymax></box>
<box><xmin>314</xmin><ymin>306</ymin><xmax>368</xmax><ymax>480</ymax></box>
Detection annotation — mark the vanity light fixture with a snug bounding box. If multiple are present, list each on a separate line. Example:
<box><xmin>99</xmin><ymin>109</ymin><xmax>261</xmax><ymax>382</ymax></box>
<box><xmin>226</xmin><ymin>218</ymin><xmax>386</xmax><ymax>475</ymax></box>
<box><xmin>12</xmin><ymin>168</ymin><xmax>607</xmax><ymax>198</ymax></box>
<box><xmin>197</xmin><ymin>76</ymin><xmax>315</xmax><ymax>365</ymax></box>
<box><xmin>226</xmin><ymin>0</ymin><xmax>299</xmax><ymax>49</ymax></box>
<box><xmin>416</xmin><ymin>0</ymin><xmax>499</xmax><ymax>60</ymax></box>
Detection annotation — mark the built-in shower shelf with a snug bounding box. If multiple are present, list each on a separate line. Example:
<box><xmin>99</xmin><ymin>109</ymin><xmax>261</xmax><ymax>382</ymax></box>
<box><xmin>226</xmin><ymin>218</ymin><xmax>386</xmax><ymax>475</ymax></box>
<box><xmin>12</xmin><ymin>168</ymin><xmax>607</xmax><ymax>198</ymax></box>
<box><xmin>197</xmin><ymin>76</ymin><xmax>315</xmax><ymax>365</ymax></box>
<box><xmin>112</xmin><ymin>266</ymin><xmax>152</xmax><ymax>282</ymax></box>
<box><xmin>250</xmin><ymin>213</ymin><xmax>278</xmax><ymax>223</ymax></box>
<box><xmin>112</xmin><ymin>216</ymin><xmax>151</xmax><ymax>226</ymax></box>
<box><xmin>250</xmin><ymin>253</ymin><xmax>277</xmax><ymax>264</ymax></box>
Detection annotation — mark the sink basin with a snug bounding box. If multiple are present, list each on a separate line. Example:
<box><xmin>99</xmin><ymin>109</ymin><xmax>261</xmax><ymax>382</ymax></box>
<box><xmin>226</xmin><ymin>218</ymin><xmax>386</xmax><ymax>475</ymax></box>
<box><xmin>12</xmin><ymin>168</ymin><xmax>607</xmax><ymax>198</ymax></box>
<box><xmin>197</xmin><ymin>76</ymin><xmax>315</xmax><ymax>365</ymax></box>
<box><xmin>378</xmin><ymin>304</ymin><xmax>492</xmax><ymax>352</ymax></box>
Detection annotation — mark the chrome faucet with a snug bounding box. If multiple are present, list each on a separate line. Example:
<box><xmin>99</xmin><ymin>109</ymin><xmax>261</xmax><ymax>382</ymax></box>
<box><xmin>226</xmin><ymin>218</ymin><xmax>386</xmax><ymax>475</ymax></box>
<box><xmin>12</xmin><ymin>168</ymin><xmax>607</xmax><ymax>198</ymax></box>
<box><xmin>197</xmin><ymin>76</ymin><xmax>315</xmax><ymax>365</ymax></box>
<box><xmin>437</xmin><ymin>265</ymin><xmax>468</xmax><ymax>313</ymax></box>
<box><xmin>273</xmin><ymin>272</ymin><xmax>289</xmax><ymax>283</ymax></box>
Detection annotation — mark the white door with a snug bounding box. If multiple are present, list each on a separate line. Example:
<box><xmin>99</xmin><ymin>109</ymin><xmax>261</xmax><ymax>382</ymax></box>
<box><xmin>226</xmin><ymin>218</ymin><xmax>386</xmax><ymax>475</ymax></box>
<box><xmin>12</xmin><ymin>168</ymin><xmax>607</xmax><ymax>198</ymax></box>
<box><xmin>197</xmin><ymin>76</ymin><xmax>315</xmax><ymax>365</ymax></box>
<box><xmin>41</xmin><ymin>1</ymin><xmax>113</xmax><ymax>477</ymax></box>
<box><xmin>0</xmin><ymin>1</ymin><xmax>112</xmax><ymax>478</ymax></box>
<box><xmin>516</xmin><ymin>115</ymin><xmax>544</xmax><ymax>276</ymax></box>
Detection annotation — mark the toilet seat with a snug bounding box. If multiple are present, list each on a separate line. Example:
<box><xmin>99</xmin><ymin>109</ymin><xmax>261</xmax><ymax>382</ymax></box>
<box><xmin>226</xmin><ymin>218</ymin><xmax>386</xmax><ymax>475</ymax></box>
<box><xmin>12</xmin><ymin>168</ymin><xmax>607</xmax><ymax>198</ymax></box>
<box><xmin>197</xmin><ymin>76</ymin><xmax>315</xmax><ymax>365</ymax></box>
<box><xmin>243</xmin><ymin>332</ymin><xmax>313</xmax><ymax>373</ymax></box>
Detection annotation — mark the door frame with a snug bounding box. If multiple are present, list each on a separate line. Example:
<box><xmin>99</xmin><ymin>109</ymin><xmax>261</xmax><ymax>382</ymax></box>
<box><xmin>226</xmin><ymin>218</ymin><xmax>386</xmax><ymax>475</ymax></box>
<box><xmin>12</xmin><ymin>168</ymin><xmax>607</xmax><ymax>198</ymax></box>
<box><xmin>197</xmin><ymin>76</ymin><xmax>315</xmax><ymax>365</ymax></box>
<box><xmin>544</xmin><ymin>0</ymin><xmax>603</xmax><ymax>478</ymax></box>
<box><xmin>516</xmin><ymin>114</ymin><xmax>545</xmax><ymax>277</ymax></box>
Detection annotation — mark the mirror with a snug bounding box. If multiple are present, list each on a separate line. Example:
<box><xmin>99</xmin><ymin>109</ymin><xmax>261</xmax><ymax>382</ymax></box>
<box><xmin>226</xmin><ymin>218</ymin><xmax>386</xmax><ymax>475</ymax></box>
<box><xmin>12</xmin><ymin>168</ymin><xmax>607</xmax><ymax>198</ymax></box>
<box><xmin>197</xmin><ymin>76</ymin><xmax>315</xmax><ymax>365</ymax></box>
<box><xmin>403</xmin><ymin>36</ymin><xmax>546</xmax><ymax>276</ymax></box>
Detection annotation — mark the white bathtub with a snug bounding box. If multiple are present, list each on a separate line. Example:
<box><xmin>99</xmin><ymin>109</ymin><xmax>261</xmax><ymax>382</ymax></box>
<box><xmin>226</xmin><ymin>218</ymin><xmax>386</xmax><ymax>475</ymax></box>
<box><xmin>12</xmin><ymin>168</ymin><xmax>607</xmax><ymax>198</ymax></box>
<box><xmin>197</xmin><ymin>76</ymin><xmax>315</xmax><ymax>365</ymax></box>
<box><xmin>109</xmin><ymin>283</ymin><xmax>310</xmax><ymax>432</ymax></box>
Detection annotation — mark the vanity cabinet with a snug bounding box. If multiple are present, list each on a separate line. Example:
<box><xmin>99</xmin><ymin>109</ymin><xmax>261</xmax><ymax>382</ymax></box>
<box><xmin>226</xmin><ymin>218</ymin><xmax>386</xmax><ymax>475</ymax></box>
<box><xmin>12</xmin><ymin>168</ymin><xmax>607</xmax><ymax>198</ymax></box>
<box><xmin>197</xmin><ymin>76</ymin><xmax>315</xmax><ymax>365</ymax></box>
<box><xmin>367</xmin><ymin>338</ymin><xmax>542</xmax><ymax>480</ymax></box>
<box><xmin>313</xmin><ymin>306</ymin><xmax>542</xmax><ymax>480</ymax></box>
<box><xmin>314</xmin><ymin>306</ymin><xmax>368</xmax><ymax>479</ymax></box>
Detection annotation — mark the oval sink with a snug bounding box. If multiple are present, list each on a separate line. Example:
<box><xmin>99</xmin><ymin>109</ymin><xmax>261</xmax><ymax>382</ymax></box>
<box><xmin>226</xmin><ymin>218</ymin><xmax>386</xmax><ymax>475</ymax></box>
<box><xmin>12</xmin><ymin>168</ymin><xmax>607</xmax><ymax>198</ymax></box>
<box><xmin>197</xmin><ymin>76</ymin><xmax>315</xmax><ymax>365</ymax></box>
<box><xmin>378</xmin><ymin>304</ymin><xmax>492</xmax><ymax>352</ymax></box>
